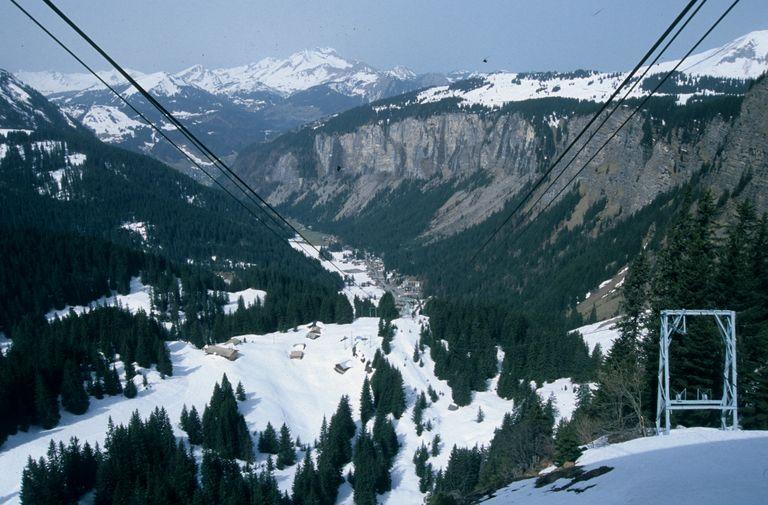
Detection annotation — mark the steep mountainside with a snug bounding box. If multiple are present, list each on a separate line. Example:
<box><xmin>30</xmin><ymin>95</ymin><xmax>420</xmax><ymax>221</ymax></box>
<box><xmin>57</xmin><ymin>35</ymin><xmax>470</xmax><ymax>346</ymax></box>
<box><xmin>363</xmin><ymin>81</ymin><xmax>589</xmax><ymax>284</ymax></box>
<box><xmin>233</xmin><ymin>31</ymin><xmax>768</xmax><ymax>312</ymax></box>
<box><xmin>0</xmin><ymin>68</ymin><xmax>335</xmax><ymax>279</ymax></box>
<box><xmin>16</xmin><ymin>49</ymin><xmax>448</xmax><ymax>178</ymax></box>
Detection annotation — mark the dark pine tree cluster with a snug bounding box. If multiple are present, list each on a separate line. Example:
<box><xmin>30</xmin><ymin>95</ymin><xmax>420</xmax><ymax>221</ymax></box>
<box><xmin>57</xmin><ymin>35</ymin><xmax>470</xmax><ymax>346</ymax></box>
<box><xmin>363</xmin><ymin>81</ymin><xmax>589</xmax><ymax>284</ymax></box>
<box><xmin>423</xmin><ymin>300</ymin><xmax>595</xmax><ymax>406</ymax></box>
<box><xmin>202</xmin><ymin>374</ymin><xmax>254</xmax><ymax>461</ymax></box>
<box><xmin>19</xmin><ymin>408</ymin><xmax>289</xmax><ymax>505</ymax></box>
<box><xmin>0</xmin><ymin>307</ymin><xmax>170</xmax><ymax>447</ymax></box>
<box><xmin>577</xmin><ymin>196</ymin><xmax>768</xmax><ymax>444</ymax></box>
<box><xmin>427</xmin><ymin>384</ymin><xmax>555</xmax><ymax>504</ymax></box>
<box><xmin>370</xmin><ymin>350</ymin><xmax>407</xmax><ymax>418</ymax></box>
<box><xmin>291</xmin><ymin>396</ymin><xmax>357</xmax><ymax>505</ymax></box>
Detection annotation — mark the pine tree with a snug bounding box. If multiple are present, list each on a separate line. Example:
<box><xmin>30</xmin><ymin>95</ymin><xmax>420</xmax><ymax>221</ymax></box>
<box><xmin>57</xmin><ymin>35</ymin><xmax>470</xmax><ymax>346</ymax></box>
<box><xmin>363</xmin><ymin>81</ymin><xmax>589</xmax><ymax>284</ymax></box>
<box><xmin>156</xmin><ymin>342</ymin><xmax>173</xmax><ymax>377</ymax></box>
<box><xmin>258</xmin><ymin>422</ymin><xmax>280</xmax><ymax>454</ymax></box>
<box><xmin>360</xmin><ymin>376</ymin><xmax>375</xmax><ymax>425</ymax></box>
<box><xmin>476</xmin><ymin>406</ymin><xmax>485</xmax><ymax>423</ymax></box>
<box><xmin>186</xmin><ymin>406</ymin><xmax>203</xmax><ymax>445</ymax></box>
<box><xmin>103</xmin><ymin>366</ymin><xmax>122</xmax><ymax>396</ymax></box>
<box><xmin>123</xmin><ymin>378</ymin><xmax>137</xmax><ymax>399</ymax></box>
<box><xmin>202</xmin><ymin>374</ymin><xmax>253</xmax><ymax>461</ymax></box>
<box><xmin>236</xmin><ymin>381</ymin><xmax>246</xmax><ymax>402</ymax></box>
<box><xmin>377</xmin><ymin>292</ymin><xmax>399</xmax><ymax>322</ymax></box>
<box><xmin>34</xmin><ymin>374</ymin><xmax>60</xmax><ymax>429</ymax></box>
<box><xmin>412</xmin><ymin>391</ymin><xmax>427</xmax><ymax>435</ymax></box>
<box><xmin>277</xmin><ymin>423</ymin><xmax>296</xmax><ymax>469</ymax></box>
<box><xmin>554</xmin><ymin>418</ymin><xmax>583</xmax><ymax>466</ymax></box>
<box><xmin>431</xmin><ymin>434</ymin><xmax>441</xmax><ymax>457</ymax></box>
<box><xmin>372</xmin><ymin>410</ymin><xmax>399</xmax><ymax>468</ymax></box>
<box><xmin>352</xmin><ymin>429</ymin><xmax>378</xmax><ymax>505</ymax></box>
<box><xmin>61</xmin><ymin>360</ymin><xmax>89</xmax><ymax>415</ymax></box>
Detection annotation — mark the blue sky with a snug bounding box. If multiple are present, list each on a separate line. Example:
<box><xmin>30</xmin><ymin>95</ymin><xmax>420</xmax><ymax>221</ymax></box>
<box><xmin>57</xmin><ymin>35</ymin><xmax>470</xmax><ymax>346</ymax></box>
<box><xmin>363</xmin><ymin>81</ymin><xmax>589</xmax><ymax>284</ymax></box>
<box><xmin>2</xmin><ymin>0</ymin><xmax>767</xmax><ymax>74</ymax></box>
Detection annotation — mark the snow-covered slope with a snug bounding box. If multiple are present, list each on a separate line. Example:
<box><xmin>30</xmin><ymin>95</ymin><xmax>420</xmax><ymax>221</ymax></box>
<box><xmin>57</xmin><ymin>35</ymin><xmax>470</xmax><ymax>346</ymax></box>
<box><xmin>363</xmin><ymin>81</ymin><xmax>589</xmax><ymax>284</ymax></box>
<box><xmin>571</xmin><ymin>317</ymin><xmax>621</xmax><ymax>354</ymax></box>
<box><xmin>413</xmin><ymin>30</ymin><xmax>768</xmax><ymax>110</ymax></box>
<box><xmin>0</xmin><ymin>247</ymin><xmax>518</xmax><ymax>504</ymax></box>
<box><xmin>653</xmin><ymin>29</ymin><xmax>768</xmax><ymax>79</ymax></box>
<box><xmin>482</xmin><ymin>427</ymin><xmax>768</xmax><ymax>505</ymax></box>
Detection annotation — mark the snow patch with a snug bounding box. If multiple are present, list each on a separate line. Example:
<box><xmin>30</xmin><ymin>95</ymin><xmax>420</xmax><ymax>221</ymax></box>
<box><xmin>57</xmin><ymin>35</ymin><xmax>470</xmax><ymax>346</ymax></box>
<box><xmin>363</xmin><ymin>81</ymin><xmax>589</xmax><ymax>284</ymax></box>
<box><xmin>46</xmin><ymin>277</ymin><xmax>152</xmax><ymax>321</ymax></box>
<box><xmin>121</xmin><ymin>221</ymin><xmax>149</xmax><ymax>241</ymax></box>
<box><xmin>571</xmin><ymin>317</ymin><xmax>621</xmax><ymax>354</ymax></box>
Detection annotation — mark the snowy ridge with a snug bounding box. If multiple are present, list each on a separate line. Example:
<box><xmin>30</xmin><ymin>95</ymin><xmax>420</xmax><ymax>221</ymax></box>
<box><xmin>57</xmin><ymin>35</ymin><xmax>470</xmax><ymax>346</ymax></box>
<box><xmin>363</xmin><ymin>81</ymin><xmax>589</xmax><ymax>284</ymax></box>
<box><xmin>14</xmin><ymin>68</ymin><xmax>146</xmax><ymax>96</ymax></box>
<box><xmin>413</xmin><ymin>30</ymin><xmax>768</xmax><ymax>110</ymax></box>
<box><xmin>17</xmin><ymin>48</ymin><xmax>417</xmax><ymax>99</ymax></box>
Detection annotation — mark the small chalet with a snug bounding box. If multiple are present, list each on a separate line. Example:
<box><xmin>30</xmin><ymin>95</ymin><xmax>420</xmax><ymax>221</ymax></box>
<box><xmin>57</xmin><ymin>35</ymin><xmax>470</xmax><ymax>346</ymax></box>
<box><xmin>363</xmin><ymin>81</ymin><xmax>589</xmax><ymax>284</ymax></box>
<box><xmin>334</xmin><ymin>360</ymin><xmax>353</xmax><ymax>374</ymax></box>
<box><xmin>225</xmin><ymin>337</ymin><xmax>242</xmax><ymax>346</ymax></box>
<box><xmin>203</xmin><ymin>345</ymin><xmax>238</xmax><ymax>361</ymax></box>
<box><xmin>290</xmin><ymin>343</ymin><xmax>306</xmax><ymax>359</ymax></box>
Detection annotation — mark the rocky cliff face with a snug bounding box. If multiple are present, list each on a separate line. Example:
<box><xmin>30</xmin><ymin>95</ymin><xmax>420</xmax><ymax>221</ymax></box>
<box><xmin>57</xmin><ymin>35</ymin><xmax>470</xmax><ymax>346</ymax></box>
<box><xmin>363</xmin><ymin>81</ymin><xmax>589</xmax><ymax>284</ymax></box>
<box><xmin>236</xmin><ymin>79</ymin><xmax>761</xmax><ymax>241</ymax></box>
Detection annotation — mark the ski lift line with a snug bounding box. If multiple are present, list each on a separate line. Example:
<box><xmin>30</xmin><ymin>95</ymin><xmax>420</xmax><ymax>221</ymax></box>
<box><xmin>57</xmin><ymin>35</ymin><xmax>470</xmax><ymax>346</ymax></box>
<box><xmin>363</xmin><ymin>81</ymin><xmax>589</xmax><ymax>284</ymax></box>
<box><xmin>8</xmin><ymin>0</ymin><xmax>289</xmax><ymax>241</ymax></box>
<box><xmin>39</xmin><ymin>0</ymin><xmax>376</xmax><ymax>299</ymax></box>
<box><xmin>514</xmin><ymin>0</ymin><xmax>741</xmax><ymax>246</ymax></box>
<box><xmin>469</xmin><ymin>0</ymin><xmax>701</xmax><ymax>264</ymax></box>
<box><xmin>40</xmin><ymin>0</ymin><xmax>292</xmax><ymax>240</ymax></box>
<box><xmin>514</xmin><ymin>0</ymin><xmax>709</xmax><ymax>232</ymax></box>
<box><xmin>39</xmin><ymin>0</ymin><xmax>348</xmax><ymax>279</ymax></box>
<box><xmin>9</xmin><ymin>0</ymin><xmax>336</xmax><ymax>284</ymax></box>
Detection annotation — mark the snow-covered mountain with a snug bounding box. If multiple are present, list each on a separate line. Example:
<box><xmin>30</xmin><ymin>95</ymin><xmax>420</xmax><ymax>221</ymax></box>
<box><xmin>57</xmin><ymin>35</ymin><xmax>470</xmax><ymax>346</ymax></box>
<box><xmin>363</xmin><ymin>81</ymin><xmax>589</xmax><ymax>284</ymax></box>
<box><xmin>18</xmin><ymin>48</ymin><xmax>439</xmax><ymax>102</ymax></box>
<box><xmin>0</xmin><ymin>69</ymin><xmax>84</xmax><ymax>133</ymax></box>
<box><xmin>409</xmin><ymin>30</ymin><xmax>768</xmax><ymax>110</ymax></box>
<box><xmin>13</xmin><ymin>49</ymin><xmax>446</xmax><ymax>177</ymax></box>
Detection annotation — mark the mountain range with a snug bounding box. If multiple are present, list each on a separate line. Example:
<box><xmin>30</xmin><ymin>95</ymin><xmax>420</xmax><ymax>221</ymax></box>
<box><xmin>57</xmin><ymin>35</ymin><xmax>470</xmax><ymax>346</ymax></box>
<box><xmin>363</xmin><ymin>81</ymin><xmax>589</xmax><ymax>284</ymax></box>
<box><xmin>15</xmin><ymin>48</ymin><xmax>449</xmax><ymax>178</ymax></box>
<box><xmin>232</xmin><ymin>29</ymin><xmax>768</xmax><ymax>316</ymax></box>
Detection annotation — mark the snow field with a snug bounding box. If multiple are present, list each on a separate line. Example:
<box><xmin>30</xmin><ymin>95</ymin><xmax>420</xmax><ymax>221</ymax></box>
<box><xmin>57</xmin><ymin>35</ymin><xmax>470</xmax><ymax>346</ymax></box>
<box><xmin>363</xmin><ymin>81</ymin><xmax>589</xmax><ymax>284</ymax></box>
<box><xmin>481</xmin><ymin>427</ymin><xmax>768</xmax><ymax>505</ymax></box>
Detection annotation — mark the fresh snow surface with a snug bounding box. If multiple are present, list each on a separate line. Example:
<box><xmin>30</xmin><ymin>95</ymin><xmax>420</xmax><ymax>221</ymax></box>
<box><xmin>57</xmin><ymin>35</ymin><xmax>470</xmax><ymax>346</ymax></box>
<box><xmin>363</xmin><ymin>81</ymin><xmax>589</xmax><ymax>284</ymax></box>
<box><xmin>45</xmin><ymin>277</ymin><xmax>152</xmax><ymax>321</ymax></box>
<box><xmin>220</xmin><ymin>288</ymin><xmax>267</xmax><ymax>315</ymax></box>
<box><xmin>0</xmin><ymin>314</ymin><xmax>519</xmax><ymax>504</ymax></box>
<box><xmin>481</xmin><ymin>427</ymin><xmax>768</xmax><ymax>505</ymax></box>
<box><xmin>0</xmin><ymin>247</ymin><xmax>519</xmax><ymax>504</ymax></box>
<box><xmin>536</xmin><ymin>378</ymin><xmax>579</xmax><ymax>423</ymax></box>
<box><xmin>571</xmin><ymin>317</ymin><xmax>621</xmax><ymax>354</ymax></box>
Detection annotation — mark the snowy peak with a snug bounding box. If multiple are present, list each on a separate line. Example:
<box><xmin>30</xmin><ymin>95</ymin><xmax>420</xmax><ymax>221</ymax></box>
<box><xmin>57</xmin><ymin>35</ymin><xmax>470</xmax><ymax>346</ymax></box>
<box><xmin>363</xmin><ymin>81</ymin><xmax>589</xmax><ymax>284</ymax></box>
<box><xmin>124</xmin><ymin>71</ymin><xmax>185</xmax><ymax>97</ymax></box>
<box><xmin>411</xmin><ymin>30</ymin><xmax>768</xmax><ymax>110</ymax></box>
<box><xmin>17</xmin><ymin>48</ymin><xmax>425</xmax><ymax>100</ymax></box>
<box><xmin>657</xmin><ymin>29</ymin><xmax>768</xmax><ymax>79</ymax></box>
<box><xmin>0</xmin><ymin>69</ymin><xmax>76</xmax><ymax>131</ymax></box>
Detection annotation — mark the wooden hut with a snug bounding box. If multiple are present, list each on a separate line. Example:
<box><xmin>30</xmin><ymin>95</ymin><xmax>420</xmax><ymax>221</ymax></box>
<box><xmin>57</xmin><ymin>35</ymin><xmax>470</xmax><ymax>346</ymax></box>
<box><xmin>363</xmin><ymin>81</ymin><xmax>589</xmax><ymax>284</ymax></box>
<box><xmin>290</xmin><ymin>343</ymin><xmax>306</xmax><ymax>359</ymax></box>
<box><xmin>203</xmin><ymin>345</ymin><xmax>238</xmax><ymax>361</ymax></box>
<box><xmin>334</xmin><ymin>360</ymin><xmax>353</xmax><ymax>374</ymax></box>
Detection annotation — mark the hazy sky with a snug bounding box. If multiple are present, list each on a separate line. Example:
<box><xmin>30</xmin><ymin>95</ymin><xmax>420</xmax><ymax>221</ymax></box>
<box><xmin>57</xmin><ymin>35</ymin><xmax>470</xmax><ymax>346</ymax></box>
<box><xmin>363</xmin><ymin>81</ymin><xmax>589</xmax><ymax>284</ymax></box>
<box><xmin>2</xmin><ymin>0</ymin><xmax>767</xmax><ymax>74</ymax></box>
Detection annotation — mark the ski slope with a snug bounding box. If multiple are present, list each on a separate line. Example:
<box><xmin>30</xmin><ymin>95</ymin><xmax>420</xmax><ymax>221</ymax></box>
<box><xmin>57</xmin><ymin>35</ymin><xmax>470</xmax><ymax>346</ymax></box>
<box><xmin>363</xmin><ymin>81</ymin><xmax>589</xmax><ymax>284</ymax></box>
<box><xmin>481</xmin><ymin>427</ymin><xmax>768</xmax><ymax>505</ymax></box>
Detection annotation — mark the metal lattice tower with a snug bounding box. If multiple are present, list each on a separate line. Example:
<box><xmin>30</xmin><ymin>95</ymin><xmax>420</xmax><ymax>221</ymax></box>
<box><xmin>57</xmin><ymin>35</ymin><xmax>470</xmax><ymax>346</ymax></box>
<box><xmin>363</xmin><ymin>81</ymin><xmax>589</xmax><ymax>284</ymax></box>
<box><xmin>656</xmin><ymin>310</ymin><xmax>738</xmax><ymax>435</ymax></box>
